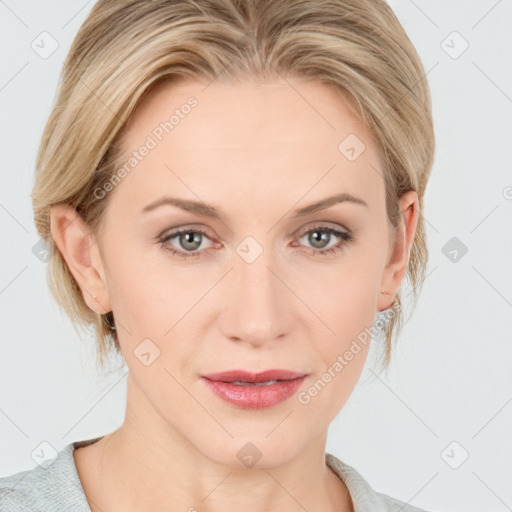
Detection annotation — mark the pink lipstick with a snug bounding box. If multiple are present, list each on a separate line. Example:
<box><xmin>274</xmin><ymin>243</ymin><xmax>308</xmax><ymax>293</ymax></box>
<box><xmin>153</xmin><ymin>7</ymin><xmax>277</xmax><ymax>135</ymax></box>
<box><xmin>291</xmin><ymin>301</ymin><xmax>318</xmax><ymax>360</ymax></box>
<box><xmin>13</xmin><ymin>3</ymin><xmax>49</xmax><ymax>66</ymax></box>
<box><xmin>201</xmin><ymin>369</ymin><xmax>307</xmax><ymax>409</ymax></box>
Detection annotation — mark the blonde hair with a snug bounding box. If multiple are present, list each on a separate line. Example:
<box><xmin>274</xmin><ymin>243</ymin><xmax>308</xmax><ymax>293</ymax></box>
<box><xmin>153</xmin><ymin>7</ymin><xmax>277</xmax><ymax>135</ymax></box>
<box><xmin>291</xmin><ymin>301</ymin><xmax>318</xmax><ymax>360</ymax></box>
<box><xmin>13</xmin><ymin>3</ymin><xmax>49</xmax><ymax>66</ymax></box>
<box><xmin>32</xmin><ymin>0</ymin><xmax>435</xmax><ymax>369</ymax></box>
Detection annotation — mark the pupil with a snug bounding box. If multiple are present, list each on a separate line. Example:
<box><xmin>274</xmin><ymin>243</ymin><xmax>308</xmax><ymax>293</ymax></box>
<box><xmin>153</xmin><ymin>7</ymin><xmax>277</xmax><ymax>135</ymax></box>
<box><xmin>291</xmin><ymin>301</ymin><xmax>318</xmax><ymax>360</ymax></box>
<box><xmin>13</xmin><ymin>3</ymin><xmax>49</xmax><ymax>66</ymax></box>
<box><xmin>310</xmin><ymin>230</ymin><xmax>329</xmax><ymax>249</ymax></box>
<box><xmin>181</xmin><ymin>231</ymin><xmax>201</xmax><ymax>250</ymax></box>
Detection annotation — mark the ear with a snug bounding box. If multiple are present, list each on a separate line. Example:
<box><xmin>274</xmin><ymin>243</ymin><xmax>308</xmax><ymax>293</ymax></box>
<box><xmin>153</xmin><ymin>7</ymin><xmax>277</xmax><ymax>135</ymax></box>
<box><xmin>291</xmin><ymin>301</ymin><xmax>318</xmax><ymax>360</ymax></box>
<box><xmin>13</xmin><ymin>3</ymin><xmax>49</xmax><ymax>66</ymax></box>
<box><xmin>49</xmin><ymin>204</ymin><xmax>112</xmax><ymax>315</ymax></box>
<box><xmin>377</xmin><ymin>190</ymin><xmax>420</xmax><ymax>312</ymax></box>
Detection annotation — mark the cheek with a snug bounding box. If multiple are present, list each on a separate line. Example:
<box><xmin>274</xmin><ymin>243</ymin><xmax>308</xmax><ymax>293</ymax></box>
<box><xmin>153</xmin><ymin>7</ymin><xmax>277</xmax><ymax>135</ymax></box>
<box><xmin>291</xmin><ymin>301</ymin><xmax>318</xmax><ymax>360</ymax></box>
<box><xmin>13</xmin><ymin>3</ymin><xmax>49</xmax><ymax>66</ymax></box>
<box><xmin>300</xmin><ymin>307</ymin><xmax>373</xmax><ymax>426</ymax></box>
<box><xmin>102</xmin><ymin>240</ymin><xmax>213</xmax><ymax>379</ymax></box>
<box><xmin>98</xmin><ymin>241</ymin><xmax>165</xmax><ymax>358</ymax></box>
<box><xmin>296</xmin><ymin>250</ymin><xmax>380</xmax><ymax>331</ymax></box>
<box><xmin>101</xmin><ymin>232</ymin><xmax>184</xmax><ymax>328</ymax></box>
<box><xmin>298</xmin><ymin>260</ymin><xmax>379</xmax><ymax>413</ymax></box>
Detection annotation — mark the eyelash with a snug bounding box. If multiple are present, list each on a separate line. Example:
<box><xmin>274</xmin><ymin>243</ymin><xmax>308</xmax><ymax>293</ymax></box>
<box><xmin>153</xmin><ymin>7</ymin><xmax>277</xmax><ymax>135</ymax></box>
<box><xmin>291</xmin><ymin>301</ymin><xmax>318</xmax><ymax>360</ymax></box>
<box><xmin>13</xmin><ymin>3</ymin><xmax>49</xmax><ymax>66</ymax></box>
<box><xmin>159</xmin><ymin>224</ymin><xmax>354</xmax><ymax>260</ymax></box>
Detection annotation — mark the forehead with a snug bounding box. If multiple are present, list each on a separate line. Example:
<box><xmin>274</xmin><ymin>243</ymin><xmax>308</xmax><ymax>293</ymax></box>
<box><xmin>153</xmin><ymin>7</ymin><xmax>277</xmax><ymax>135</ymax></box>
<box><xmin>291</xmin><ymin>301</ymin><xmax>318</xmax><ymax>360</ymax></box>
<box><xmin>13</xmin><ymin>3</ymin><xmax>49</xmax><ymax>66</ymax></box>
<box><xmin>109</xmin><ymin>76</ymin><xmax>384</xmax><ymax>219</ymax></box>
<box><xmin>123</xmin><ymin>76</ymin><xmax>371</xmax><ymax>149</ymax></box>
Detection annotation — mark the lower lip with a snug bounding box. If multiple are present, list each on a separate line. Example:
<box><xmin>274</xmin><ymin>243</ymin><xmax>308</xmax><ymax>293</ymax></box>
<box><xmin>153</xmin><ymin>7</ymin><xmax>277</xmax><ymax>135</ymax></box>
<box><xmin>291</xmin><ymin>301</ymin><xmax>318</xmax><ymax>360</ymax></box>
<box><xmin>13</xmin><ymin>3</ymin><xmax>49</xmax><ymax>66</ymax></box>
<box><xmin>202</xmin><ymin>376</ymin><xmax>307</xmax><ymax>409</ymax></box>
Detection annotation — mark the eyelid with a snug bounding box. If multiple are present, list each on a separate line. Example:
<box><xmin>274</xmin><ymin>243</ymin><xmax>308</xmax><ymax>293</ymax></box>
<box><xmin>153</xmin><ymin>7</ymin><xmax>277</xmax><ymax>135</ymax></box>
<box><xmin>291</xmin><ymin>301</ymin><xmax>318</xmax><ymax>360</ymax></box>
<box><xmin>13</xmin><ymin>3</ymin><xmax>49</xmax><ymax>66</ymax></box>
<box><xmin>158</xmin><ymin>223</ymin><xmax>217</xmax><ymax>240</ymax></box>
<box><xmin>293</xmin><ymin>220</ymin><xmax>351</xmax><ymax>238</ymax></box>
<box><xmin>159</xmin><ymin>221</ymin><xmax>350</xmax><ymax>243</ymax></box>
<box><xmin>158</xmin><ymin>226</ymin><xmax>219</xmax><ymax>247</ymax></box>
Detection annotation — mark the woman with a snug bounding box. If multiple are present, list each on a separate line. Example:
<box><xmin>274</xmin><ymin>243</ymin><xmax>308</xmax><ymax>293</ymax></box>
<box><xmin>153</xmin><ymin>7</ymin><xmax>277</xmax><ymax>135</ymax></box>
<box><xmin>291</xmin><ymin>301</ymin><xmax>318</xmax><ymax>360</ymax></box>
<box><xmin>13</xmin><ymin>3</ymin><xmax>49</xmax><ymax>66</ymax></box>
<box><xmin>0</xmin><ymin>0</ymin><xmax>435</xmax><ymax>510</ymax></box>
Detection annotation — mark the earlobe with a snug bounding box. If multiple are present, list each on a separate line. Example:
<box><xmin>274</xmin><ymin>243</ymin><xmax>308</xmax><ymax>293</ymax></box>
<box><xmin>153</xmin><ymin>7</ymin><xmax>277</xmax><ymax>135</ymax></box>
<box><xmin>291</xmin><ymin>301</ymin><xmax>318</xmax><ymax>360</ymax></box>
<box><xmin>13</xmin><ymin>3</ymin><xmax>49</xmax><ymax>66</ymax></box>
<box><xmin>50</xmin><ymin>204</ymin><xmax>111</xmax><ymax>314</ymax></box>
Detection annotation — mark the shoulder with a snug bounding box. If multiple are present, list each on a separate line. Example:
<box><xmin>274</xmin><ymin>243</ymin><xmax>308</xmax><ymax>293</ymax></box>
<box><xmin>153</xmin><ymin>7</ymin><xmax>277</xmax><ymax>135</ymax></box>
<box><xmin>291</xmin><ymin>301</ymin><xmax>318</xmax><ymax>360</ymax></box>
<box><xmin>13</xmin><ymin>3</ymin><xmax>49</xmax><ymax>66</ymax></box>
<box><xmin>326</xmin><ymin>452</ymin><xmax>433</xmax><ymax>512</ymax></box>
<box><xmin>0</xmin><ymin>465</ymin><xmax>48</xmax><ymax>512</ymax></box>
<box><xmin>0</xmin><ymin>442</ymin><xmax>91</xmax><ymax>512</ymax></box>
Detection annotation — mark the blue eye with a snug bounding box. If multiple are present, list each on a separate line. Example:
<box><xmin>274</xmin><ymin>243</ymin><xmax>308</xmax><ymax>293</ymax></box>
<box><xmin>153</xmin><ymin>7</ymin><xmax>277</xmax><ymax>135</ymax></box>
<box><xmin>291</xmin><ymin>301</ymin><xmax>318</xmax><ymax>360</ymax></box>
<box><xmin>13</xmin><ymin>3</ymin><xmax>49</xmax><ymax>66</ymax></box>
<box><xmin>159</xmin><ymin>225</ymin><xmax>354</xmax><ymax>260</ymax></box>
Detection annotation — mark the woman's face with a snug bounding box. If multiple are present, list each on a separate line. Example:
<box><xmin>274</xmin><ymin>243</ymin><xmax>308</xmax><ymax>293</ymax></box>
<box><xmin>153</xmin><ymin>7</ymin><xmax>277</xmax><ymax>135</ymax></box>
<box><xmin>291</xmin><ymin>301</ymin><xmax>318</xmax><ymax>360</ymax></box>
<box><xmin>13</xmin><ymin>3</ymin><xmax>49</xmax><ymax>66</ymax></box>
<box><xmin>82</xmin><ymin>76</ymin><xmax>414</xmax><ymax>466</ymax></box>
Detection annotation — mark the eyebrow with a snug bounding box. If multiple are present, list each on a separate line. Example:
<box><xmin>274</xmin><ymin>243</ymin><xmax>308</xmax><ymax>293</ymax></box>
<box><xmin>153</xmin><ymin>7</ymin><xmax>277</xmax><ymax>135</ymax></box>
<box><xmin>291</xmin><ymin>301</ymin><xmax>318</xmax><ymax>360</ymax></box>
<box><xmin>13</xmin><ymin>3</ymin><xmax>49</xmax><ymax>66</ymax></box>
<box><xmin>141</xmin><ymin>192</ymin><xmax>368</xmax><ymax>219</ymax></box>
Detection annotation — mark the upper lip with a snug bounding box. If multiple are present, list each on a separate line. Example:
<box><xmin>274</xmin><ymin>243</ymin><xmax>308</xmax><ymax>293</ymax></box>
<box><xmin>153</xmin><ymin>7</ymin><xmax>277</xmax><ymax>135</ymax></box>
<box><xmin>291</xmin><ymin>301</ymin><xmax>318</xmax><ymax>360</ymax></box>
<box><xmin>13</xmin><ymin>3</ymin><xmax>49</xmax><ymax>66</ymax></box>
<box><xmin>202</xmin><ymin>369</ymin><xmax>307</xmax><ymax>383</ymax></box>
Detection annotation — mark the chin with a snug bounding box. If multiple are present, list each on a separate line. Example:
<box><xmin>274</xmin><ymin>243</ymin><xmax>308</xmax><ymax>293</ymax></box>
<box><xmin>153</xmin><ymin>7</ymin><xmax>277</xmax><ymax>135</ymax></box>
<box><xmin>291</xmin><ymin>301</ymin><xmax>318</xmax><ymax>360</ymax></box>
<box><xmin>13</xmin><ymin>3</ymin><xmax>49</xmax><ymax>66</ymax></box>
<box><xmin>194</xmin><ymin>433</ymin><xmax>302</xmax><ymax>470</ymax></box>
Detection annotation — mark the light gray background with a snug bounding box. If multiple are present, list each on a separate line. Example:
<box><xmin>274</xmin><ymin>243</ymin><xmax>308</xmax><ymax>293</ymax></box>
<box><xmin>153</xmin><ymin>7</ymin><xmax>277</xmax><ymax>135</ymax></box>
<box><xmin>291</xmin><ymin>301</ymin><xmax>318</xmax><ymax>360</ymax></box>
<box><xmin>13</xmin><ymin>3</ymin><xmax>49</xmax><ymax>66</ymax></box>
<box><xmin>1</xmin><ymin>1</ymin><xmax>511</xmax><ymax>511</ymax></box>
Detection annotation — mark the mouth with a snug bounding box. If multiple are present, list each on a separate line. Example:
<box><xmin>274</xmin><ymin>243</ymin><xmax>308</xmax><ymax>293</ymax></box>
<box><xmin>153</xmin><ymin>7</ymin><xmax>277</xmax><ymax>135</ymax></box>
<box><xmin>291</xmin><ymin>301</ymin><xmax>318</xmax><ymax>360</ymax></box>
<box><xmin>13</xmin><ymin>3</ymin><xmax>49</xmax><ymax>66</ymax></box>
<box><xmin>228</xmin><ymin>380</ymin><xmax>280</xmax><ymax>386</ymax></box>
<box><xmin>201</xmin><ymin>369</ymin><xmax>308</xmax><ymax>409</ymax></box>
<box><xmin>201</xmin><ymin>369</ymin><xmax>307</xmax><ymax>383</ymax></box>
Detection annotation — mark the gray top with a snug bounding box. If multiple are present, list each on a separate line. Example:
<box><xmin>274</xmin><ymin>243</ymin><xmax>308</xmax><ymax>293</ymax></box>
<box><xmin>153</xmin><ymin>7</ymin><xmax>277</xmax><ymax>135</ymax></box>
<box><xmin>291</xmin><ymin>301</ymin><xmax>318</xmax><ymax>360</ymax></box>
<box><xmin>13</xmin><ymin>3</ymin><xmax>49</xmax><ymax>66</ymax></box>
<box><xmin>0</xmin><ymin>437</ymin><xmax>430</xmax><ymax>511</ymax></box>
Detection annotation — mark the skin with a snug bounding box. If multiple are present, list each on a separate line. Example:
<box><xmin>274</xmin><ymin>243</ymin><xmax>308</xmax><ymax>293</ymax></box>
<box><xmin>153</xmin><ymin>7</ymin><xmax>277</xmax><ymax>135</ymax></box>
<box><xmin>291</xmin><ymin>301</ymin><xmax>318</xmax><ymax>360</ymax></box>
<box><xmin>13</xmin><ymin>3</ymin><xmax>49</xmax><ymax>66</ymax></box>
<box><xmin>50</xmin><ymin>75</ymin><xmax>419</xmax><ymax>512</ymax></box>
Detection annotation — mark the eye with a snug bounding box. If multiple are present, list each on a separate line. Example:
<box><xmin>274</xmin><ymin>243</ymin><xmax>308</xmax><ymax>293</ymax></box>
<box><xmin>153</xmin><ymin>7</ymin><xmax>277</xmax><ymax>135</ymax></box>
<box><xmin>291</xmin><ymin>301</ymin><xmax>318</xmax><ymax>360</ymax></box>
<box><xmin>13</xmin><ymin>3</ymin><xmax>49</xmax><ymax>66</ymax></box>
<box><xmin>159</xmin><ymin>228</ymin><xmax>216</xmax><ymax>260</ymax></box>
<box><xmin>159</xmin><ymin>224</ymin><xmax>354</xmax><ymax>260</ymax></box>
<box><xmin>292</xmin><ymin>224</ymin><xmax>354</xmax><ymax>257</ymax></box>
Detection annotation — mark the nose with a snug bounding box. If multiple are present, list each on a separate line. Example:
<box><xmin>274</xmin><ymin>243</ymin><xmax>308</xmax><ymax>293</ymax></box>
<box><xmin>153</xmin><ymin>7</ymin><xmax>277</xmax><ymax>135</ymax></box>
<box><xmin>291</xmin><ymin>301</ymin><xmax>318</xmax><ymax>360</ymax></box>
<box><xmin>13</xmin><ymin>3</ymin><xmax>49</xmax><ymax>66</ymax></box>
<box><xmin>219</xmin><ymin>249</ymin><xmax>293</xmax><ymax>348</ymax></box>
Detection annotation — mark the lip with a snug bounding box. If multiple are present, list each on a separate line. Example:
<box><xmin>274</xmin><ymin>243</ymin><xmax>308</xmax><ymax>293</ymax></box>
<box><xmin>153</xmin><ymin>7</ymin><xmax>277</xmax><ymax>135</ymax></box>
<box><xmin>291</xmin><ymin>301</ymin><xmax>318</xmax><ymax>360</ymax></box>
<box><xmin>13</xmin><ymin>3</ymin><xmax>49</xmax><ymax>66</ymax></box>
<box><xmin>201</xmin><ymin>369</ymin><xmax>308</xmax><ymax>410</ymax></box>
<box><xmin>202</xmin><ymin>369</ymin><xmax>307</xmax><ymax>383</ymax></box>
